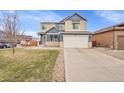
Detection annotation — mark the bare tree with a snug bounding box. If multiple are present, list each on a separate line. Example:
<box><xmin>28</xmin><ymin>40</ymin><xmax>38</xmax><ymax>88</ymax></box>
<box><xmin>0</xmin><ymin>11</ymin><xmax>24</xmax><ymax>54</ymax></box>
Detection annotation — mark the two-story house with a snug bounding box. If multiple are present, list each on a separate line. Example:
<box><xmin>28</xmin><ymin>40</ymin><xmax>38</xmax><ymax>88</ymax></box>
<box><xmin>38</xmin><ymin>13</ymin><xmax>92</xmax><ymax>48</ymax></box>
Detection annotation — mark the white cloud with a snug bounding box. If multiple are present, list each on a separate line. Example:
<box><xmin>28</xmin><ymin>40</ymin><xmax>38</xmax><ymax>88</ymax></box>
<box><xmin>19</xmin><ymin>12</ymin><xmax>41</xmax><ymax>22</ymax></box>
<box><xmin>39</xmin><ymin>11</ymin><xmax>63</xmax><ymax>22</ymax></box>
<box><xmin>19</xmin><ymin>10</ymin><xmax>62</xmax><ymax>22</ymax></box>
<box><xmin>8</xmin><ymin>10</ymin><xmax>15</xmax><ymax>14</ymax></box>
<box><xmin>95</xmin><ymin>10</ymin><xmax>124</xmax><ymax>23</ymax></box>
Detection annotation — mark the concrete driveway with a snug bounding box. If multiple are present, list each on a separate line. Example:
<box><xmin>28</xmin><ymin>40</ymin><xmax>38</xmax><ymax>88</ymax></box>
<box><xmin>64</xmin><ymin>48</ymin><xmax>124</xmax><ymax>82</ymax></box>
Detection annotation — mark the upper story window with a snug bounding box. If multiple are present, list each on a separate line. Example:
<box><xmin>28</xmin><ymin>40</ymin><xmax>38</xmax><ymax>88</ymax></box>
<box><xmin>59</xmin><ymin>24</ymin><xmax>64</xmax><ymax>30</ymax></box>
<box><xmin>42</xmin><ymin>25</ymin><xmax>46</xmax><ymax>30</ymax></box>
<box><xmin>72</xmin><ymin>23</ymin><xmax>79</xmax><ymax>29</ymax></box>
<box><xmin>56</xmin><ymin>24</ymin><xmax>65</xmax><ymax>30</ymax></box>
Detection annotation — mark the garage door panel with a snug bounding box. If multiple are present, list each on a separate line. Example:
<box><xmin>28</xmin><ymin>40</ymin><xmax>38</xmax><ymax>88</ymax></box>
<box><xmin>118</xmin><ymin>36</ymin><xmax>124</xmax><ymax>50</ymax></box>
<box><xmin>63</xmin><ymin>35</ymin><xmax>89</xmax><ymax>48</ymax></box>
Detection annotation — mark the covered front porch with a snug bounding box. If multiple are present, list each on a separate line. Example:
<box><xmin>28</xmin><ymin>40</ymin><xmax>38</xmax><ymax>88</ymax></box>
<box><xmin>38</xmin><ymin>33</ymin><xmax>63</xmax><ymax>47</ymax></box>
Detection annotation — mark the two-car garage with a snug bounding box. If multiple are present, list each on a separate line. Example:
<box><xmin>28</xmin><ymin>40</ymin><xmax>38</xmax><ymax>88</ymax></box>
<box><xmin>62</xmin><ymin>32</ymin><xmax>92</xmax><ymax>48</ymax></box>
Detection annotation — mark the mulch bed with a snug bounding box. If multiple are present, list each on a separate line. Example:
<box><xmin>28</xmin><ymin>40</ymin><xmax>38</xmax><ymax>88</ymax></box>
<box><xmin>52</xmin><ymin>49</ymin><xmax>65</xmax><ymax>82</ymax></box>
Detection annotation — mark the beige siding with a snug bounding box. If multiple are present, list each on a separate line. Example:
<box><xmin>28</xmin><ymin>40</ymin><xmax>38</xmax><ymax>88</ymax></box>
<box><xmin>65</xmin><ymin>20</ymin><xmax>87</xmax><ymax>31</ymax></box>
<box><xmin>41</xmin><ymin>23</ymin><xmax>55</xmax><ymax>32</ymax></box>
<box><xmin>65</xmin><ymin>20</ymin><xmax>72</xmax><ymax>31</ymax></box>
<box><xmin>79</xmin><ymin>21</ymin><xmax>87</xmax><ymax>31</ymax></box>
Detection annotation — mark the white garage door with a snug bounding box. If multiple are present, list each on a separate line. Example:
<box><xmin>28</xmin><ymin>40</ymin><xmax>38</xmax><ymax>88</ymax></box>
<box><xmin>63</xmin><ymin>35</ymin><xmax>89</xmax><ymax>48</ymax></box>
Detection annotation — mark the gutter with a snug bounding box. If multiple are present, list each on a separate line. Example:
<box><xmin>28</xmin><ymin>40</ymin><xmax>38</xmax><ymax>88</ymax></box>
<box><xmin>60</xmin><ymin>31</ymin><xmax>92</xmax><ymax>35</ymax></box>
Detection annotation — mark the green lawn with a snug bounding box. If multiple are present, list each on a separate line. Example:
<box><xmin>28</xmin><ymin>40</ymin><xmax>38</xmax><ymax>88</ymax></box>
<box><xmin>0</xmin><ymin>48</ymin><xmax>59</xmax><ymax>82</ymax></box>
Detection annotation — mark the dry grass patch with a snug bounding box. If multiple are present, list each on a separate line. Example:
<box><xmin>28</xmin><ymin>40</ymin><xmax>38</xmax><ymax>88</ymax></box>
<box><xmin>0</xmin><ymin>48</ymin><xmax>59</xmax><ymax>82</ymax></box>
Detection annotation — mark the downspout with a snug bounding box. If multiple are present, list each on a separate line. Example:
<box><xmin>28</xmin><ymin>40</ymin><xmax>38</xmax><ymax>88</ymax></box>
<box><xmin>113</xmin><ymin>26</ymin><xmax>115</xmax><ymax>49</ymax></box>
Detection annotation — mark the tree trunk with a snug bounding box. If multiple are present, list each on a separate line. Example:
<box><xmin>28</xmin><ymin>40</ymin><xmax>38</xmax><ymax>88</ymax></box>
<box><xmin>12</xmin><ymin>47</ymin><xmax>15</xmax><ymax>54</ymax></box>
<box><xmin>12</xmin><ymin>43</ymin><xmax>15</xmax><ymax>54</ymax></box>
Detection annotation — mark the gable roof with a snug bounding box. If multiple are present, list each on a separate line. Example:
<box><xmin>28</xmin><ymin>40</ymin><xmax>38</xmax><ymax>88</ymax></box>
<box><xmin>59</xmin><ymin>16</ymin><xmax>70</xmax><ymax>23</ymax></box>
<box><xmin>46</xmin><ymin>27</ymin><xmax>60</xmax><ymax>33</ymax></box>
<box><xmin>94</xmin><ymin>22</ymin><xmax>124</xmax><ymax>34</ymax></box>
<box><xmin>40</xmin><ymin>22</ymin><xmax>57</xmax><ymax>24</ymax></box>
<box><xmin>115</xmin><ymin>22</ymin><xmax>124</xmax><ymax>27</ymax></box>
<box><xmin>60</xmin><ymin>13</ymin><xmax>87</xmax><ymax>23</ymax></box>
<box><xmin>40</xmin><ymin>13</ymin><xmax>87</xmax><ymax>24</ymax></box>
<box><xmin>67</xmin><ymin>13</ymin><xmax>87</xmax><ymax>21</ymax></box>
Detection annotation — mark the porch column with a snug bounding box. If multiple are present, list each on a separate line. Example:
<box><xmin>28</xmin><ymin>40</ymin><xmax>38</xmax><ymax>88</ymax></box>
<box><xmin>38</xmin><ymin>34</ymin><xmax>44</xmax><ymax>45</ymax></box>
<box><xmin>44</xmin><ymin>35</ymin><xmax>47</xmax><ymax>45</ymax></box>
<box><xmin>38</xmin><ymin>34</ymin><xmax>41</xmax><ymax>46</ymax></box>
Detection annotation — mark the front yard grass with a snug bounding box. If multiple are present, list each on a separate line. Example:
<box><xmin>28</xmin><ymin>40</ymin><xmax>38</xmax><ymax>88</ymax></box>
<box><xmin>0</xmin><ymin>48</ymin><xmax>59</xmax><ymax>82</ymax></box>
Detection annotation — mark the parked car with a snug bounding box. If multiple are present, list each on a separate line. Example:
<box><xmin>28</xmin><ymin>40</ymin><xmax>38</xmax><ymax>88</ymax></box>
<box><xmin>6</xmin><ymin>43</ymin><xmax>13</xmax><ymax>48</ymax></box>
<box><xmin>0</xmin><ymin>43</ymin><xmax>16</xmax><ymax>49</ymax></box>
<box><xmin>0</xmin><ymin>43</ymin><xmax>7</xmax><ymax>48</ymax></box>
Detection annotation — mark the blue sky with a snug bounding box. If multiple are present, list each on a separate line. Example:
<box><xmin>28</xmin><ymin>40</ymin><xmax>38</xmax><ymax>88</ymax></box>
<box><xmin>1</xmin><ymin>10</ymin><xmax>124</xmax><ymax>38</ymax></box>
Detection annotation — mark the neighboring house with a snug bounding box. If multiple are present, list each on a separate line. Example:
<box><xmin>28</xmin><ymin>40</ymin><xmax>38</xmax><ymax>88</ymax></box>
<box><xmin>38</xmin><ymin>13</ymin><xmax>92</xmax><ymax>48</ymax></box>
<box><xmin>20</xmin><ymin>35</ymin><xmax>33</xmax><ymax>46</ymax></box>
<box><xmin>93</xmin><ymin>22</ymin><xmax>124</xmax><ymax>50</ymax></box>
<box><xmin>0</xmin><ymin>31</ymin><xmax>34</xmax><ymax>46</ymax></box>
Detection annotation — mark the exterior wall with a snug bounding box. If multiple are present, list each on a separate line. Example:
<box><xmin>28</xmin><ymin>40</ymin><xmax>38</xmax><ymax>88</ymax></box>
<box><xmin>65</xmin><ymin>20</ymin><xmax>72</xmax><ymax>31</ymax></box>
<box><xmin>114</xmin><ymin>30</ymin><xmax>124</xmax><ymax>49</ymax></box>
<box><xmin>38</xmin><ymin>34</ymin><xmax>46</xmax><ymax>45</ymax></box>
<box><xmin>65</xmin><ymin>20</ymin><xmax>87</xmax><ymax>31</ymax></box>
<box><xmin>92</xmin><ymin>31</ymin><xmax>114</xmax><ymax>48</ymax></box>
<box><xmin>88</xmin><ymin>42</ymin><xmax>92</xmax><ymax>48</ymax></box>
<box><xmin>41</xmin><ymin>23</ymin><xmax>55</xmax><ymax>32</ymax></box>
<box><xmin>79</xmin><ymin>21</ymin><xmax>87</xmax><ymax>31</ymax></box>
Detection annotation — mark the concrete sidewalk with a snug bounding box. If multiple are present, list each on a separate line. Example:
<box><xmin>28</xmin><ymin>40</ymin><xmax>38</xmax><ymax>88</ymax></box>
<box><xmin>64</xmin><ymin>48</ymin><xmax>124</xmax><ymax>82</ymax></box>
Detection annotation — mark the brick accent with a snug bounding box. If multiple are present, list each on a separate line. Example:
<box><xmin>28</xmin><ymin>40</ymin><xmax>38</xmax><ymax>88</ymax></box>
<box><xmin>60</xmin><ymin>41</ymin><xmax>64</xmax><ymax>48</ymax></box>
<box><xmin>45</xmin><ymin>41</ymin><xmax>60</xmax><ymax>47</ymax></box>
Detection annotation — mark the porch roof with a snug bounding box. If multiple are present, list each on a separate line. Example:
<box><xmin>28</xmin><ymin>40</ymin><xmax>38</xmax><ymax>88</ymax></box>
<box><xmin>38</xmin><ymin>32</ymin><xmax>60</xmax><ymax>35</ymax></box>
<box><xmin>38</xmin><ymin>32</ymin><xmax>46</xmax><ymax>35</ymax></box>
<box><xmin>46</xmin><ymin>33</ymin><xmax>60</xmax><ymax>35</ymax></box>
<box><xmin>38</xmin><ymin>30</ymin><xmax>92</xmax><ymax>35</ymax></box>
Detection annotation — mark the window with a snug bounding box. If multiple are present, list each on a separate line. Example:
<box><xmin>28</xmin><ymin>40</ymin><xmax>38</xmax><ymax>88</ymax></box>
<box><xmin>60</xmin><ymin>35</ymin><xmax>63</xmax><ymax>41</ymax></box>
<box><xmin>47</xmin><ymin>35</ymin><xmax>59</xmax><ymax>41</ymax></box>
<box><xmin>42</xmin><ymin>25</ymin><xmax>46</xmax><ymax>30</ymax></box>
<box><xmin>88</xmin><ymin>35</ymin><xmax>92</xmax><ymax>42</ymax></box>
<box><xmin>73</xmin><ymin>23</ymin><xmax>79</xmax><ymax>29</ymax></box>
<box><xmin>58</xmin><ymin>24</ymin><xmax>65</xmax><ymax>30</ymax></box>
